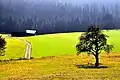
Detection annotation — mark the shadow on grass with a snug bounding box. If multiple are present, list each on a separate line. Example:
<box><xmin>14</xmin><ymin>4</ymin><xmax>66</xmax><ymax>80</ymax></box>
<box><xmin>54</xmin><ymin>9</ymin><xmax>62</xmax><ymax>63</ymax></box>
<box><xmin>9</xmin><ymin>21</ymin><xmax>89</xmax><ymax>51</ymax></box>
<box><xmin>76</xmin><ymin>64</ymin><xmax>108</xmax><ymax>69</ymax></box>
<box><xmin>0</xmin><ymin>57</ymin><xmax>34</xmax><ymax>64</ymax></box>
<box><xmin>40</xmin><ymin>56</ymin><xmax>55</xmax><ymax>60</ymax></box>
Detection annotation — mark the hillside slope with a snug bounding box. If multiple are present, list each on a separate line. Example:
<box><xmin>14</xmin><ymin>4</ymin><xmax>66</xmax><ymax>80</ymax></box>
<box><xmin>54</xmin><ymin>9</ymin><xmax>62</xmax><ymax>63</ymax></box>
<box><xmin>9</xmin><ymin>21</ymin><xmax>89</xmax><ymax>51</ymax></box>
<box><xmin>24</xmin><ymin>30</ymin><xmax>120</xmax><ymax>58</ymax></box>
<box><xmin>0</xmin><ymin>38</ymin><xmax>26</xmax><ymax>60</ymax></box>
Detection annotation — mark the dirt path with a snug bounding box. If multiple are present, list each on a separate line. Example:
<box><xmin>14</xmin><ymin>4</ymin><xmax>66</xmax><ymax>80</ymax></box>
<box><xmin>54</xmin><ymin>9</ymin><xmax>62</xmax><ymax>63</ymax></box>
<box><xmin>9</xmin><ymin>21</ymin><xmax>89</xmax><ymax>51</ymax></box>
<box><xmin>23</xmin><ymin>40</ymin><xmax>32</xmax><ymax>59</ymax></box>
<box><xmin>8</xmin><ymin>35</ymin><xmax>32</xmax><ymax>59</ymax></box>
<box><xmin>15</xmin><ymin>39</ymin><xmax>32</xmax><ymax>59</ymax></box>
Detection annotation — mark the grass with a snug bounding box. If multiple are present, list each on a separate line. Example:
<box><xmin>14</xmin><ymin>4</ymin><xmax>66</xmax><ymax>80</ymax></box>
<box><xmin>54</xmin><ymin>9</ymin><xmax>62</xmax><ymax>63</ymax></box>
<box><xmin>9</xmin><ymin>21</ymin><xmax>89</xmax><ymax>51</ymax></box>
<box><xmin>0</xmin><ymin>53</ymin><xmax>120</xmax><ymax>80</ymax></box>
<box><xmin>104</xmin><ymin>30</ymin><xmax>120</xmax><ymax>52</ymax></box>
<box><xmin>24</xmin><ymin>33</ymin><xmax>81</xmax><ymax>57</ymax></box>
<box><xmin>0</xmin><ymin>37</ymin><xmax>26</xmax><ymax>60</ymax></box>
<box><xmin>0</xmin><ymin>30</ymin><xmax>120</xmax><ymax>79</ymax></box>
<box><xmin>24</xmin><ymin>30</ymin><xmax>120</xmax><ymax>58</ymax></box>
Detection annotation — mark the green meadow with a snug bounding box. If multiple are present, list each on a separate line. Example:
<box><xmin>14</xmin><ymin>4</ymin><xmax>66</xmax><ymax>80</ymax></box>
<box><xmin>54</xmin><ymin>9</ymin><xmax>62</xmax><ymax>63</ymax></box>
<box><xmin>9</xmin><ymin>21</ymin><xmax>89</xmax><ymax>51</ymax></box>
<box><xmin>1</xmin><ymin>30</ymin><xmax>120</xmax><ymax>59</ymax></box>
<box><xmin>0</xmin><ymin>37</ymin><xmax>26</xmax><ymax>60</ymax></box>
<box><xmin>24</xmin><ymin>30</ymin><xmax>120</xmax><ymax>58</ymax></box>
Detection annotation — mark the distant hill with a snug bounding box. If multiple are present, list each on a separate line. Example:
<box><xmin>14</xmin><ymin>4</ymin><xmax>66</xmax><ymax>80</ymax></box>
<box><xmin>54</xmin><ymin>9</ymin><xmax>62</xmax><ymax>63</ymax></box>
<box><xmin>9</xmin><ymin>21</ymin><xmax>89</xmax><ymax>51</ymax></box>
<box><xmin>0</xmin><ymin>0</ymin><xmax>120</xmax><ymax>34</ymax></box>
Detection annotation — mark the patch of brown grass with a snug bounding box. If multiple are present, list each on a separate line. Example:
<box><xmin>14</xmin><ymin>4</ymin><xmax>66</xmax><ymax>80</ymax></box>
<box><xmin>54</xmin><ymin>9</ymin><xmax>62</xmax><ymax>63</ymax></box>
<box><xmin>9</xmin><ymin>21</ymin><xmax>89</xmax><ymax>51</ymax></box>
<box><xmin>0</xmin><ymin>53</ymin><xmax>120</xmax><ymax>80</ymax></box>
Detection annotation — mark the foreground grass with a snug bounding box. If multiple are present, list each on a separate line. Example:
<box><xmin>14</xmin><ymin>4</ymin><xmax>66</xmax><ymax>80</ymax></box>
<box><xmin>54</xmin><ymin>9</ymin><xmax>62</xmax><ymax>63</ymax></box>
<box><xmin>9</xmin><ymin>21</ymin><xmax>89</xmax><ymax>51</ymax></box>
<box><xmin>0</xmin><ymin>38</ymin><xmax>26</xmax><ymax>60</ymax></box>
<box><xmin>0</xmin><ymin>53</ymin><xmax>120</xmax><ymax>80</ymax></box>
<box><xmin>24</xmin><ymin>30</ymin><xmax>120</xmax><ymax>58</ymax></box>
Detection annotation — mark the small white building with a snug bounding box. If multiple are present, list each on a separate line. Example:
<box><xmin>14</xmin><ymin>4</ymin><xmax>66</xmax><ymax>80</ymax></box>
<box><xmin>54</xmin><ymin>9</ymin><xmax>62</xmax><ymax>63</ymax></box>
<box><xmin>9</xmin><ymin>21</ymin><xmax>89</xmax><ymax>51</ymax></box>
<box><xmin>26</xmin><ymin>30</ymin><xmax>36</xmax><ymax>35</ymax></box>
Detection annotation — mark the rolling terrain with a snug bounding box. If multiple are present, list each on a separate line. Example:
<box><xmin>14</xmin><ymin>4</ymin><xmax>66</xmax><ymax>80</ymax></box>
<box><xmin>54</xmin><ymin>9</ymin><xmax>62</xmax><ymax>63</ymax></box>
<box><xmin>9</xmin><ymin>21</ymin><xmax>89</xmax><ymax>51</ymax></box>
<box><xmin>0</xmin><ymin>30</ymin><xmax>120</xmax><ymax>79</ymax></box>
<box><xmin>0</xmin><ymin>36</ymin><xmax>26</xmax><ymax>60</ymax></box>
<box><xmin>24</xmin><ymin>30</ymin><xmax>120</xmax><ymax>58</ymax></box>
<box><xmin>1</xmin><ymin>0</ymin><xmax>120</xmax><ymax>79</ymax></box>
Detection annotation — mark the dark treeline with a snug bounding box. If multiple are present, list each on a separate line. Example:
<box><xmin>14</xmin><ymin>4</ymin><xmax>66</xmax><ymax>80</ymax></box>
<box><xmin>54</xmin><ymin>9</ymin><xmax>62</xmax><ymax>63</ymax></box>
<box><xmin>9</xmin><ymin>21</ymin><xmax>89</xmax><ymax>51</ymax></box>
<box><xmin>0</xmin><ymin>0</ymin><xmax>120</xmax><ymax>34</ymax></box>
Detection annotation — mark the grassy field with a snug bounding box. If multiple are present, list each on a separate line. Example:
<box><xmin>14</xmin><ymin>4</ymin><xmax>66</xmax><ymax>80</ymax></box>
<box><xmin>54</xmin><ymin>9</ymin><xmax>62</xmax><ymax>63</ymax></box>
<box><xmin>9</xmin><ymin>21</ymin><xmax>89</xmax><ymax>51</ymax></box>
<box><xmin>24</xmin><ymin>30</ymin><xmax>120</xmax><ymax>58</ymax></box>
<box><xmin>0</xmin><ymin>37</ymin><xmax>26</xmax><ymax>60</ymax></box>
<box><xmin>0</xmin><ymin>30</ymin><xmax>120</xmax><ymax>79</ymax></box>
<box><xmin>0</xmin><ymin>53</ymin><xmax>120</xmax><ymax>80</ymax></box>
<box><xmin>24</xmin><ymin>33</ymin><xmax>81</xmax><ymax>57</ymax></box>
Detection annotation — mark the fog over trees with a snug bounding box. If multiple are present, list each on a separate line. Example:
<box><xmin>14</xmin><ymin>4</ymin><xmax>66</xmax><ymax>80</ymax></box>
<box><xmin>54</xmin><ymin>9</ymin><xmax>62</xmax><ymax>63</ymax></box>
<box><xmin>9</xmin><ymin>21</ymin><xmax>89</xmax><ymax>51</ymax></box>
<box><xmin>0</xmin><ymin>0</ymin><xmax>120</xmax><ymax>34</ymax></box>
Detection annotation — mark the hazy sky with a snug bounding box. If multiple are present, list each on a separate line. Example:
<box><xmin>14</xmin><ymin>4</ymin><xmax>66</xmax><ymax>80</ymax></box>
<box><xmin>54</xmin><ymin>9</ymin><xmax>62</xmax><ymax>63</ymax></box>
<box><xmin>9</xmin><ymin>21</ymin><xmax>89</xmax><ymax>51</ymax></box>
<box><xmin>1</xmin><ymin>0</ymin><xmax>120</xmax><ymax>6</ymax></box>
<box><xmin>58</xmin><ymin>0</ymin><xmax>120</xmax><ymax>4</ymax></box>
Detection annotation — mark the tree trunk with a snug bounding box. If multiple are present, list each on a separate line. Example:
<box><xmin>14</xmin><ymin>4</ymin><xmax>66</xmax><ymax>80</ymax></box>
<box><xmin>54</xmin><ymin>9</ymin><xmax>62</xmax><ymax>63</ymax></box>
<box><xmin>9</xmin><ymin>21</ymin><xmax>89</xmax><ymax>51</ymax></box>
<box><xmin>95</xmin><ymin>40</ymin><xmax>99</xmax><ymax>67</ymax></box>
<box><xmin>95</xmin><ymin>54</ymin><xmax>99</xmax><ymax>67</ymax></box>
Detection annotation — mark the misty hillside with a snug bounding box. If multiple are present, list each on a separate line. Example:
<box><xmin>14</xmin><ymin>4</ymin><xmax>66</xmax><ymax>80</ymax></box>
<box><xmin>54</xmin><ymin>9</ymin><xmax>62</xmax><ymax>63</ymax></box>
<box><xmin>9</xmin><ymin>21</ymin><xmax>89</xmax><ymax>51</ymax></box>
<box><xmin>0</xmin><ymin>0</ymin><xmax>120</xmax><ymax>34</ymax></box>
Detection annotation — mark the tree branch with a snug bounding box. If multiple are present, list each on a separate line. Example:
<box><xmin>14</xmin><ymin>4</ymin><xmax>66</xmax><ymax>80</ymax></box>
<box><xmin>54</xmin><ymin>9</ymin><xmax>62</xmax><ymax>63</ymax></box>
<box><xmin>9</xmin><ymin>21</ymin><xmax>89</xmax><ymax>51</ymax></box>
<box><xmin>91</xmin><ymin>48</ymin><xmax>96</xmax><ymax>53</ymax></box>
<box><xmin>90</xmin><ymin>50</ymin><xmax>96</xmax><ymax>57</ymax></box>
<box><xmin>92</xmin><ymin>52</ymin><xmax>96</xmax><ymax>57</ymax></box>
